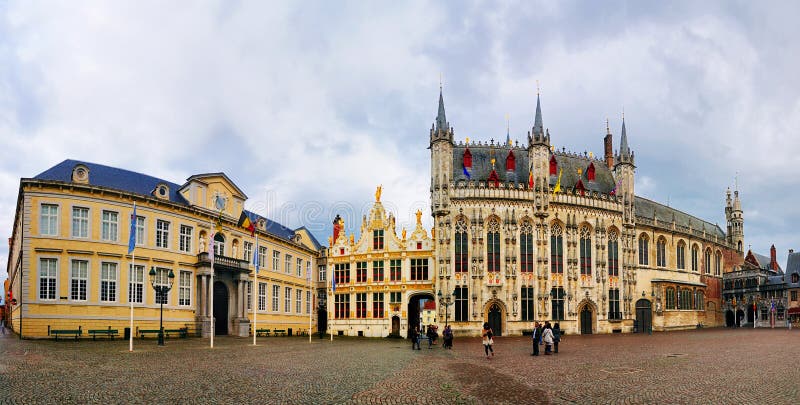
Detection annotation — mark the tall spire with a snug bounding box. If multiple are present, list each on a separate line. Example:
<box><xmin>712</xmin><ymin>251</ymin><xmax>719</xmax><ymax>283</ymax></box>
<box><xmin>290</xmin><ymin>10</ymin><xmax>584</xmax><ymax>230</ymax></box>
<box><xmin>619</xmin><ymin>115</ymin><xmax>630</xmax><ymax>157</ymax></box>
<box><xmin>533</xmin><ymin>92</ymin><xmax>543</xmax><ymax>136</ymax></box>
<box><xmin>436</xmin><ymin>84</ymin><xmax>448</xmax><ymax>132</ymax></box>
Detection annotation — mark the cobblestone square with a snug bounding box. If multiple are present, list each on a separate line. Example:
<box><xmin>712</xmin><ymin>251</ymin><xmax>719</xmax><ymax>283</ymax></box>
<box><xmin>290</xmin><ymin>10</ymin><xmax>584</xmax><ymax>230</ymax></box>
<box><xmin>1</xmin><ymin>328</ymin><xmax>798</xmax><ymax>404</ymax></box>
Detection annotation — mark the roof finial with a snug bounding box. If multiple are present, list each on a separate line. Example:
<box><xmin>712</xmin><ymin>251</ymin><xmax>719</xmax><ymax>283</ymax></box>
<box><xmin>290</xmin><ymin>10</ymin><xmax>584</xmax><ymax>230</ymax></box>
<box><xmin>439</xmin><ymin>72</ymin><xmax>443</xmax><ymax>91</ymax></box>
<box><xmin>505</xmin><ymin>113</ymin><xmax>511</xmax><ymax>146</ymax></box>
<box><xmin>735</xmin><ymin>171</ymin><xmax>738</xmax><ymax>191</ymax></box>
<box><xmin>606</xmin><ymin>117</ymin><xmax>610</xmax><ymax>134</ymax></box>
<box><xmin>536</xmin><ymin>80</ymin><xmax>540</xmax><ymax>96</ymax></box>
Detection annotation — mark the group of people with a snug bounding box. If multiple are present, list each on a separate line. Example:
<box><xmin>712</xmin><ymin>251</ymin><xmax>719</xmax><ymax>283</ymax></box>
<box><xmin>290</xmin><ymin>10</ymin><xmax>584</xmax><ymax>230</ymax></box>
<box><xmin>412</xmin><ymin>321</ymin><xmax>562</xmax><ymax>359</ymax></box>
<box><xmin>530</xmin><ymin>321</ymin><xmax>560</xmax><ymax>356</ymax></box>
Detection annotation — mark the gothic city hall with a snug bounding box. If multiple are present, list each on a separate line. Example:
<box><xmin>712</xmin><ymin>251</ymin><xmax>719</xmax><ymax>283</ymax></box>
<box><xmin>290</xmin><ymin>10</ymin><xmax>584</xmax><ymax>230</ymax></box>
<box><xmin>424</xmin><ymin>88</ymin><xmax>742</xmax><ymax>336</ymax></box>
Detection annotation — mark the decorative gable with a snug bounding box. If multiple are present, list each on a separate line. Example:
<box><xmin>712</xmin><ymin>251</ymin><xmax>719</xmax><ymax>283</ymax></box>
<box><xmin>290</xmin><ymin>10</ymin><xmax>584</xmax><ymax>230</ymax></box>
<box><xmin>505</xmin><ymin>150</ymin><xmax>516</xmax><ymax>172</ymax></box>
<box><xmin>179</xmin><ymin>173</ymin><xmax>248</xmax><ymax>217</ymax></box>
<box><xmin>463</xmin><ymin>148</ymin><xmax>472</xmax><ymax>168</ymax></box>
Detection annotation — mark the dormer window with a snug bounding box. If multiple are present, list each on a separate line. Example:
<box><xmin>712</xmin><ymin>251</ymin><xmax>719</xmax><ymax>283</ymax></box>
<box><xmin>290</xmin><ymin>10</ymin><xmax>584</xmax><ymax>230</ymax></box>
<box><xmin>463</xmin><ymin>148</ymin><xmax>472</xmax><ymax>169</ymax></box>
<box><xmin>792</xmin><ymin>273</ymin><xmax>799</xmax><ymax>283</ymax></box>
<box><xmin>549</xmin><ymin>155</ymin><xmax>557</xmax><ymax>175</ymax></box>
<box><xmin>505</xmin><ymin>150</ymin><xmax>516</xmax><ymax>172</ymax></box>
<box><xmin>72</xmin><ymin>164</ymin><xmax>90</xmax><ymax>184</ymax></box>
<box><xmin>153</xmin><ymin>183</ymin><xmax>170</xmax><ymax>200</ymax></box>
<box><xmin>575</xmin><ymin>179</ymin><xmax>585</xmax><ymax>196</ymax></box>
<box><xmin>587</xmin><ymin>162</ymin><xmax>596</xmax><ymax>182</ymax></box>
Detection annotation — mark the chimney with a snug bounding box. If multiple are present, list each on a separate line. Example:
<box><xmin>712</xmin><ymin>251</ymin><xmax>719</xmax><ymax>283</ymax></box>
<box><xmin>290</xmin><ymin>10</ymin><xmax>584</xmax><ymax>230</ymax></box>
<box><xmin>770</xmin><ymin>244</ymin><xmax>778</xmax><ymax>270</ymax></box>
<box><xmin>604</xmin><ymin>133</ymin><xmax>614</xmax><ymax>169</ymax></box>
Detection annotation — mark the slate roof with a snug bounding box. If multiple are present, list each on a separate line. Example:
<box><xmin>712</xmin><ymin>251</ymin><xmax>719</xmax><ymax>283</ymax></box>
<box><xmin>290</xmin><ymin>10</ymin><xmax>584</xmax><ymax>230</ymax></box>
<box><xmin>784</xmin><ymin>251</ymin><xmax>800</xmax><ymax>287</ymax></box>
<box><xmin>294</xmin><ymin>226</ymin><xmax>324</xmax><ymax>250</ymax></box>
<box><xmin>452</xmin><ymin>146</ymin><xmax>616</xmax><ymax>193</ymax></box>
<box><xmin>634</xmin><ymin>196</ymin><xmax>725</xmax><ymax>238</ymax></box>
<box><xmin>33</xmin><ymin>159</ymin><xmax>302</xmax><ymax>243</ymax></box>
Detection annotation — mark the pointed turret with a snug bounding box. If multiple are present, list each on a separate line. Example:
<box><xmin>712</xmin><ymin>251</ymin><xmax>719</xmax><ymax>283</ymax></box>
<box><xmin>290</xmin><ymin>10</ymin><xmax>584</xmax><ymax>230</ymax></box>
<box><xmin>436</xmin><ymin>88</ymin><xmax>448</xmax><ymax>132</ymax></box>
<box><xmin>533</xmin><ymin>93</ymin><xmax>544</xmax><ymax>137</ymax></box>
<box><xmin>615</xmin><ymin>115</ymin><xmax>635</xmax><ymax>166</ymax></box>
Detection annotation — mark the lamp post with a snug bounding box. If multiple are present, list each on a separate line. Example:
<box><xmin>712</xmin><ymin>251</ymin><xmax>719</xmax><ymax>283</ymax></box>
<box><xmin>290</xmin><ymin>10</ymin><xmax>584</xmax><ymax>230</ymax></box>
<box><xmin>437</xmin><ymin>289</ymin><xmax>453</xmax><ymax>328</ymax></box>
<box><xmin>149</xmin><ymin>267</ymin><xmax>175</xmax><ymax>346</ymax></box>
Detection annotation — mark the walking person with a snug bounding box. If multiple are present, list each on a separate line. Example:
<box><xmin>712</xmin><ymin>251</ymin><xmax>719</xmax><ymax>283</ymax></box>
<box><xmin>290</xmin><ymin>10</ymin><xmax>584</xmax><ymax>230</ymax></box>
<box><xmin>442</xmin><ymin>325</ymin><xmax>453</xmax><ymax>349</ymax></box>
<box><xmin>531</xmin><ymin>321</ymin><xmax>540</xmax><ymax>356</ymax></box>
<box><xmin>542</xmin><ymin>321</ymin><xmax>554</xmax><ymax>355</ymax></box>
<box><xmin>552</xmin><ymin>322</ymin><xmax>561</xmax><ymax>354</ymax></box>
<box><xmin>411</xmin><ymin>326</ymin><xmax>421</xmax><ymax>350</ymax></box>
<box><xmin>481</xmin><ymin>322</ymin><xmax>494</xmax><ymax>358</ymax></box>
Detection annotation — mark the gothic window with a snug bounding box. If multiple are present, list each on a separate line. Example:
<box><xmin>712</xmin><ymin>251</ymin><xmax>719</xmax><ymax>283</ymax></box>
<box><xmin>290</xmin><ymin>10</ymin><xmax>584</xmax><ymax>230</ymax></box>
<box><xmin>520</xmin><ymin>220</ymin><xmax>534</xmax><ymax>273</ymax></box>
<box><xmin>551</xmin><ymin>287</ymin><xmax>565</xmax><ymax>320</ymax></box>
<box><xmin>455</xmin><ymin>217</ymin><xmax>469</xmax><ymax>273</ymax></box>
<box><xmin>454</xmin><ymin>286</ymin><xmax>469</xmax><ymax>322</ymax></box>
<box><xmin>676</xmin><ymin>241</ymin><xmax>686</xmax><ymax>270</ymax></box>
<box><xmin>521</xmin><ymin>286</ymin><xmax>535</xmax><ymax>321</ymax></box>
<box><xmin>487</xmin><ymin>217</ymin><xmax>500</xmax><ymax>273</ymax></box>
<box><xmin>580</xmin><ymin>226</ymin><xmax>592</xmax><ymax>275</ymax></box>
<box><xmin>665</xmin><ymin>287</ymin><xmax>675</xmax><ymax>310</ymax></box>
<box><xmin>691</xmin><ymin>244</ymin><xmax>699</xmax><ymax>272</ymax></box>
<box><xmin>550</xmin><ymin>224</ymin><xmax>564</xmax><ymax>273</ymax></box>
<box><xmin>737</xmin><ymin>241</ymin><xmax>743</xmax><ymax>251</ymax></box>
<box><xmin>704</xmin><ymin>249</ymin><xmax>712</xmax><ymax>275</ymax></box>
<box><xmin>715</xmin><ymin>251</ymin><xmax>722</xmax><ymax>276</ymax></box>
<box><xmin>549</xmin><ymin>154</ymin><xmax>558</xmax><ymax>176</ymax></box>
<box><xmin>607</xmin><ymin>230</ymin><xmax>619</xmax><ymax>277</ymax></box>
<box><xmin>656</xmin><ymin>237</ymin><xmax>666</xmax><ymax>267</ymax></box>
<box><xmin>608</xmin><ymin>288</ymin><xmax>621</xmax><ymax>320</ymax></box>
<box><xmin>695</xmin><ymin>290</ymin><xmax>705</xmax><ymax>310</ymax></box>
<box><xmin>638</xmin><ymin>234</ymin><xmax>649</xmax><ymax>266</ymax></box>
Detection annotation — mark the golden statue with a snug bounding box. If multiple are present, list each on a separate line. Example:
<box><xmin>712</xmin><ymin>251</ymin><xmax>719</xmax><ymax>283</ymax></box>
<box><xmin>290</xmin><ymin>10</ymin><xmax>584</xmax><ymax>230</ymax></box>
<box><xmin>415</xmin><ymin>209</ymin><xmax>422</xmax><ymax>225</ymax></box>
<box><xmin>402</xmin><ymin>227</ymin><xmax>407</xmax><ymax>240</ymax></box>
<box><xmin>375</xmin><ymin>185</ymin><xmax>382</xmax><ymax>202</ymax></box>
<box><xmin>349</xmin><ymin>234</ymin><xmax>355</xmax><ymax>245</ymax></box>
<box><xmin>328</xmin><ymin>236</ymin><xmax>333</xmax><ymax>246</ymax></box>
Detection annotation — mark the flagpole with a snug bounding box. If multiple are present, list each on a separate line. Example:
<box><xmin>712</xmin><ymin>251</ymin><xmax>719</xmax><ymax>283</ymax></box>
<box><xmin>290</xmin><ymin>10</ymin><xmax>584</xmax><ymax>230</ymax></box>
<box><xmin>253</xmin><ymin>234</ymin><xmax>258</xmax><ymax>346</ymax></box>
<box><xmin>308</xmin><ymin>260</ymin><xmax>312</xmax><ymax>344</ymax></box>
<box><xmin>129</xmin><ymin>202</ymin><xmax>136</xmax><ymax>352</ymax></box>
<box><xmin>210</xmin><ymin>230</ymin><xmax>214</xmax><ymax>349</ymax></box>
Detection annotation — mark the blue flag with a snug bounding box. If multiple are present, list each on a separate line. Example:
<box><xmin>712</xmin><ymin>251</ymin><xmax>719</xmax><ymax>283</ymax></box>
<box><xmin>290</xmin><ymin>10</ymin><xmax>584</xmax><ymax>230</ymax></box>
<box><xmin>253</xmin><ymin>239</ymin><xmax>259</xmax><ymax>273</ymax></box>
<box><xmin>128</xmin><ymin>203</ymin><xmax>137</xmax><ymax>254</ymax></box>
<box><xmin>332</xmin><ymin>271</ymin><xmax>336</xmax><ymax>293</ymax></box>
<box><xmin>462</xmin><ymin>166</ymin><xmax>471</xmax><ymax>179</ymax></box>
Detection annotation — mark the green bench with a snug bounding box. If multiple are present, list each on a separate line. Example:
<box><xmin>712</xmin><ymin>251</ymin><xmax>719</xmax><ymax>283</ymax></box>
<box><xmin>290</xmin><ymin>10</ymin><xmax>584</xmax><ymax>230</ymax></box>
<box><xmin>139</xmin><ymin>327</ymin><xmax>188</xmax><ymax>339</ymax></box>
<box><xmin>49</xmin><ymin>325</ymin><xmax>82</xmax><ymax>341</ymax></box>
<box><xmin>88</xmin><ymin>327</ymin><xmax>119</xmax><ymax>340</ymax></box>
<box><xmin>272</xmin><ymin>329</ymin><xmax>286</xmax><ymax>336</ymax></box>
<box><xmin>255</xmin><ymin>328</ymin><xmax>270</xmax><ymax>337</ymax></box>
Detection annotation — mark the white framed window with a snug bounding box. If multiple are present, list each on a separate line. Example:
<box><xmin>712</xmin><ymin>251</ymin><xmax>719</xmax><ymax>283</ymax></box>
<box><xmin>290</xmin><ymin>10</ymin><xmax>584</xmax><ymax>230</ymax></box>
<box><xmin>100</xmin><ymin>262</ymin><xmax>118</xmax><ymax>302</ymax></box>
<box><xmin>272</xmin><ymin>251</ymin><xmax>280</xmax><ymax>271</ymax></box>
<box><xmin>285</xmin><ymin>254</ymin><xmax>292</xmax><ymax>274</ymax></box>
<box><xmin>306</xmin><ymin>290</ymin><xmax>311</xmax><ymax>314</ymax></box>
<box><xmin>297</xmin><ymin>258</ymin><xmax>303</xmax><ymax>277</ymax></box>
<box><xmin>306</xmin><ymin>261</ymin><xmax>311</xmax><ymax>280</ymax></box>
<box><xmin>318</xmin><ymin>265</ymin><xmax>326</xmax><ymax>282</ymax></box>
<box><xmin>243</xmin><ymin>241</ymin><xmax>253</xmax><ymax>262</ymax></box>
<box><xmin>284</xmin><ymin>286</ymin><xmax>291</xmax><ymax>313</ymax></box>
<box><xmin>247</xmin><ymin>281</ymin><xmax>252</xmax><ymax>311</ymax></box>
<box><xmin>179</xmin><ymin>270</ymin><xmax>191</xmax><ymax>306</ymax></box>
<box><xmin>156</xmin><ymin>220</ymin><xmax>170</xmax><ymax>249</ymax></box>
<box><xmin>40</xmin><ymin>204</ymin><xmax>59</xmax><ymax>236</ymax></box>
<box><xmin>70</xmin><ymin>259</ymin><xmax>89</xmax><ymax>301</ymax></box>
<box><xmin>258</xmin><ymin>282</ymin><xmax>267</xmax><ymax>311</ymax></box>
<box><xmin>129</xmin><ymin>264</ymin><xmax>144</xmax><ymax>303</ymax></box>
<box><xmin>179</xmin><ymin>225</ymin><xmax>193</xmax><ymax>253</ymax></box>
<box><xmin>296</xmin><ymin>288</ymin><xmax>302</xmax><ymax>314</ymax></box>
<box><xmin>258</xmin><ymin>246</ymin><xmax>267</xmax><ymax>268</ymax></box>
<box><xmin>39</xmin><ymin>258</ymin><xmax>58</xmax><ymax>300</ymax></box>
<box><xmin>101</xmin><ymin>210</ymin><xmax>119</xmax><ymax>242</ymax></box>
<box><xmin>272</xmin><ymin>285</ymin><xmax>280</xmax><ymax>311</ymax></box>
<box><xmin>71</xmin><ymin>207</ymin><xmax>89</xmax><ymax>238</ymax></box>
<box><xmin>135</xmin><ymin>216</ymin><xmax>145</xmax><ymax>246</ymax></box>
<box><xmin>153</xmin><ymin>267</ymin><xmax>170</xmax><ymax>305</ymax></box>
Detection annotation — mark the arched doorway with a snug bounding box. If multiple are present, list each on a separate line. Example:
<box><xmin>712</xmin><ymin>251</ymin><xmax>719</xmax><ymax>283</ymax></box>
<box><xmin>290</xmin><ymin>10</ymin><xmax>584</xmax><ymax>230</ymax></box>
<box><xmin>407</xmin><ymin>293</ymin><xmax>434</xmax><ymax>339</ymax></box>
<box><xmin>746</xmin><ymin>305</ymin><xmax>754</xmax><ymax>324</ymax></box>
<box><xmin>213</xmin><ymin>281</ymin><xmax>229</xmax><ymax>335</ymax></box>
<box><xmin>725</xmin><ymin>310</ymin><xmax>735</xmax><ymax>327</ymax></box>
<box><xmin>317</xmin><ymin>308</ymin><xmax>327</xmax><ymax>338</ymax></box>
<box><xmin>580</xmin><ymin>306</ymin><xmax>593</xmax><ymax>334</ymax></box>
<box><xmin>487</xmin><ymin>303</ymin><xmax>503</xmax><ymax>336</ymax></box>
<box><xmin>736</xmin><ymin>309</ymin><xmax>744</xmax><ymax>327</ymax></box>
<box><xmin>635</xmin><ymin>299</ymin><xmax>652</xmax><ymax>334</ymax></box>
<box><xmin>391</xmin><ymin>316</ymin><xmax>400</xmax><ymax>336</ymax></box>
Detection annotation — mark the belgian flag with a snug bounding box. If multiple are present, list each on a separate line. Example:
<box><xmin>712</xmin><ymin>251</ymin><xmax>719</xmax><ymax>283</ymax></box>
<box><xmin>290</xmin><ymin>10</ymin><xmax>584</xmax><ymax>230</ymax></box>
<box><xmin>237</xmin><ymin>211</ymin><xmax>256</xmax><ymax>236</ymax></box>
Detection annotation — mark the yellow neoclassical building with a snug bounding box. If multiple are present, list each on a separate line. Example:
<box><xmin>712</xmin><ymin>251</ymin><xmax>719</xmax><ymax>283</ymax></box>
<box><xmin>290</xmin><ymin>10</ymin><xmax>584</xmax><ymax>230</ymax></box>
<box><xmin>326</xmin><ymin>189</ymin><xmax>435</xmax><ymax>338</ymax></box>
<box><xmin>5</xmin><ymin>159</ymin><xmax>320</xmax><ymax>339</ymax></box>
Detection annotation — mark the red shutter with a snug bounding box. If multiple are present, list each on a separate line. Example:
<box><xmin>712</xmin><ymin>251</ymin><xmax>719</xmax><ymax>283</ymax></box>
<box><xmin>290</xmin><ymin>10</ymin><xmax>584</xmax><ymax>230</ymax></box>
<box><xmin>463</xmin><ymin>148</ymin><xmax>472</xmax><ymax>168</ymax></box>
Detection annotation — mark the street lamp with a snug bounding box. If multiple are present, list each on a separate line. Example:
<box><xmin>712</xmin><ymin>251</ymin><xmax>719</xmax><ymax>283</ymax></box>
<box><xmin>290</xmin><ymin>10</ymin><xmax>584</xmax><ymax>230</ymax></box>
<box><xmin>149</xmin><ymin>267</ymin><xmax>175</xmax><ymax>346</ymax></box>
<box><xmin>437</xmin><ymin>289</ymin><xmax>453</xmax><ymax>327</ymax></box>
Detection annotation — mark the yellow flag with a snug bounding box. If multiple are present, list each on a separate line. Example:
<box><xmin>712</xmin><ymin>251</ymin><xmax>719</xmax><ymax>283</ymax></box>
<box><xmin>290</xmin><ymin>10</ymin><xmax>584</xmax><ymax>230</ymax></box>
<box><xmin>552</xmin><ymin>168</ymin><xmax>563</xmax><ymax>197</ymax></box>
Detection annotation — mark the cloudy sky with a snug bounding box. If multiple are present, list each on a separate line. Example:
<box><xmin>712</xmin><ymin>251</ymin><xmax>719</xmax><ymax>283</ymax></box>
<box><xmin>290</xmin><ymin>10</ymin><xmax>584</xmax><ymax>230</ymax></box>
<box><xmin>2</xmin><ymin>1</ymin><xmax>799</xmax><ymax>289</ymax></box>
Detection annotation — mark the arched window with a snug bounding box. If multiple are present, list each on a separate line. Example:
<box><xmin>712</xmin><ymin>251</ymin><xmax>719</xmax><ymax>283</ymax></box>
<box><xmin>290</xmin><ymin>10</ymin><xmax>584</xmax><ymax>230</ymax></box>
<box><xmin>638</xmin><ymin>234</ymin><xmax>649</xmax><ymax>266</ymax></box>
<box><xmin>737</xmin><ymin>241</ymin><xmax>743</xmax><ymax>251</ymax></box>
<box><xmin>715</xmin><ymin>251</ymin><xmax>722</xmax><ymax>276</ymax></box>
<box><xmin>214</xmin><ymin>233</ymin><xmax>225</xmax><ymax>256</ymax></box>
<box><xmin>676</xmin><ymin>241</ymin><xmax>686</xmax><ymax>270</ymax></box>
<box><xmin>704</xmin><ymin>249</ymin><xmax>712</xmax><ymax>274</ymax></box>
<box><xmin>454</xmin><ymin>217</ymin><xmax>468</xmax><ymax>273</ymax></box>
<box><xmin>550</xmin><ymin>224</ymin><xmax>564</xmax><ymax>273</ymax></box>
<box><xmin>607</xmin><ymin>230</ymin><xmax>619</xmax><ymax>277</ymax></box>
<box><xmin>656</xmin><ymin>237</ymin><xmax>667</xmax><ymax>267</ymax></box>
<box><xmin>520</xmin><ymin>220</ymin><xmax>534</xmax><ymax>273</ymax></box>
<box><xmin>580</xmin><ymin>226</ymin><xmax>592</xmax><ymax>275</ymax></box>
<box><xmin>487</xmin><ymin>217</ymin><xmax>500</xmax><ymax>273</ymax></box>
<box><xmin>691</xmin><ymin>244</ymin><xmax>699</xmax><ymax>272</ymax></box>
<box><xmin>666</xmin><ymin>287</ymin><xmax>675</xmax><ymax>309</ymax></box>
<box><xmin>549</xmin><ymin>155</ymin><xmax>558</xmax><ymax>176</ymax></box>
<box><xmin>695</xmin><ymin>290</ymin><xmax>705</xmax><ymax>310</ymax></box>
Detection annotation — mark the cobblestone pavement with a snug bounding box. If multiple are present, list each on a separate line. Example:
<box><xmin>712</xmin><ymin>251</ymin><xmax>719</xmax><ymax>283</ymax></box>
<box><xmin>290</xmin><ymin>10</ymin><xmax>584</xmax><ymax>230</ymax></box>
<box><xmin>1</xmin><ymin>328</ymin><xmax>799</xmax><ymax>404</ymax></box>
